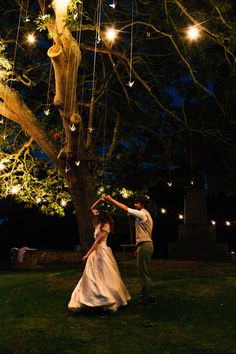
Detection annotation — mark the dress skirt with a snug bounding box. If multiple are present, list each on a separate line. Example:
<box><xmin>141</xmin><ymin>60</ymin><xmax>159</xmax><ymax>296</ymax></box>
<box><xmin>68</xmin><ymin>244</ymin><xmax>131</xmax><ymax>312</ymax></box>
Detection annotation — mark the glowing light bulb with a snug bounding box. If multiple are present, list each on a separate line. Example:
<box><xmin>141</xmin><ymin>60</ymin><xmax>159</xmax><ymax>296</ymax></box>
<box><xmin>55</xmin><ymin>0</ymin><xmax>71</xmax><ymax>13</ymax></box>
<box><xmin>88</xmin><ymin>127</ymin><xmax>95</xmax><ymax>133</ymax></box>
<box><xmin>69</xmin><ymin>123</ymin><xmax>76</xmax><ymax>131</ymax></box>
<box><xmin>225</xmin><ymin>221</ymin><xmax>231</xmax><ymax>226</ymax></box>
<box><xmin>167</xmin><ymin>181</ymin><xmax>172</xmax><ymax>187</ymax></box>
<box><xmin>61</xmin><ymin>200</ymin><xmax>67</xmax><ymax>207</ymax></box>
<box><xmin>186</xmin><ymin>25</ymin><xmax>201</xmax><ymax>41</ymax></box>
<box><xmin>127</xmin><ymin>81</ymin><xmax>134</xmax><ymax>87</ymax></box>
<box><xmin>211</xmin><ymin>220</ymin><xmax>216</xmax><ymax>226</ymax></box>
<box><xmin>0</xmin><ymin>162</ymin><xmax>5</xmax><ymax>171</ymax></box>
<box><xmin>109</xmin><ymin>2</ymin><xmax>116</xmax><ymax>9</ymax></box>
<box><xmin>105</xmin><ymin>28</ymin><xmax>117</xmax><ymax>42</ymax></box>
<box><xmin>27</xmin><ymin>33</ymin><xmax>36</xmax><ymax>45</ymax></box>
<box><xmin>44</xmin><ymin>109</ymin><xmax>50</xmax><ymax>116</ymax></box>
<box><xmin>36</xmin><ymin>197</ymin><xmax>42</xmax><ymax>203</ymax></box>
<box><xmin>178</xmin><ymin>214</ymin><xmax>184</xmax><ymax>220</ymax></box>
<box><xmin>99</xmin><ymin>186</ymin><xmax>105</xmax><ymax>193</ymax></box>
<box><xmin>96</xmin><ymin>36</ymin><xmax>101</xmax><ymax>44</ymax></box>
<box><xmin>161</xmin><ymin>208</ymin><xmax>166</xmax><ymax>214</ymax></box>
<box><xmin>11</xmin><ymin>185</ymin><xmax>20</xmax><ymax>195</ymax></box>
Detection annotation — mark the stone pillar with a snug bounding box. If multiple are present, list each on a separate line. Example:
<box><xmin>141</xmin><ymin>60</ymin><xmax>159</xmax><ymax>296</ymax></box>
<box><xmin>168</xmin><ymin>188</ymin><xmax>230</xmax><ymax>261</ymax></box>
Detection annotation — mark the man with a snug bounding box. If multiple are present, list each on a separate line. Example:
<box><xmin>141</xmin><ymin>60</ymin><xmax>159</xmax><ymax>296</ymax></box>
<box><xmin>104</xmin><ymin>195</ymin><xmax>155</xmax><ymax>304</ymax></box>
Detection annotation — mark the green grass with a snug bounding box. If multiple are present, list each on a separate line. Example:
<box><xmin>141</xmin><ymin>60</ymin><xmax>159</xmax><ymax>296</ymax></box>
<box><xmin>1</xmin><ymin>259</ymin><xmax>236</xmax><ymax>354</ymax></box>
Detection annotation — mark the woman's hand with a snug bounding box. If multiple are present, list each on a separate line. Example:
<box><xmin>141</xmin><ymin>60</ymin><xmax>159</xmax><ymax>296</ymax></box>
<box><xmin>103</xmin><ymin>195</ymin><xmax>112</xmax><ymax>202</ymax></box>
<box><xmin>90</xmin><ymin>197</ymin><xmax>105</xmax><ymax>211</ymax></box>
<box><xmin>82</xmin><ymin>254</ymin><xmax>88</xmax><ymax>262</ymax></box>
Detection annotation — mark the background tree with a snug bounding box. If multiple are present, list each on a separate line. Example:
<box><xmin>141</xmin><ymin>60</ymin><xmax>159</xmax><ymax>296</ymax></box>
<box><xmin>0</xmin><ymin>0</ymin><xmax>235</xmax><ymax>252</ymax></box>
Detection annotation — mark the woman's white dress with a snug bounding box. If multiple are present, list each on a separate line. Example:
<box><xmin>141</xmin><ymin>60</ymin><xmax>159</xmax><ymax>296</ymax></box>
<box><xmin>68</xmin><ymin>223</ymin><xmax>131</xmax><ymax>312</ymax></box>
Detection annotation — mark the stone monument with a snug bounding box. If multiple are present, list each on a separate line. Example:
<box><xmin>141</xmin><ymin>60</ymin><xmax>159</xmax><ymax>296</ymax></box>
<box><xmin>168</xmin><ymin>188</ymin><xmax>230</xmax><ymax>261</ymax></box>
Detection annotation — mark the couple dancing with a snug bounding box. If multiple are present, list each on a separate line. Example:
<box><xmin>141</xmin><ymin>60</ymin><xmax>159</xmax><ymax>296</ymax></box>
<box><xmin>68</xmin><ymin>195</ymin><xmax>154</xmax><ymax>314</ymax></box>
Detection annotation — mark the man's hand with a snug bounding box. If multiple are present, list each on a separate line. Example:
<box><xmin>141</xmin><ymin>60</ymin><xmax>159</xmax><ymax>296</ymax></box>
<box><xmin>103</xmin><ymin>195</ymin><xmax>128</xmax><ymax>212</ymax></box>
<box><xmin>103</xmin><ymin>195</ymin><xmax>113</xmax><ymax>202</ymax></box>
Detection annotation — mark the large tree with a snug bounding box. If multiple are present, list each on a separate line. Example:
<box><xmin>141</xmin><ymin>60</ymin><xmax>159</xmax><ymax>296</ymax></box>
<box><xmin>0</xmin><ymin>0</ymin><xmax>235</xmax><ymax>251</ymax></box>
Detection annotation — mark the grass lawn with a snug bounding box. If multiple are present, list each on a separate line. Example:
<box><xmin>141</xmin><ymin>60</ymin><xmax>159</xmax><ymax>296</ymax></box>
<box><xmin>0</xmin><ymin>259</ymin><xmax>236</xmax><ymax>354</ymax></box>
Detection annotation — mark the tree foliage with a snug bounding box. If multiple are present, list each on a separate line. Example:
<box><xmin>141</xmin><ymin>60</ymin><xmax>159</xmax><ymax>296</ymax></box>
<box><xmin>0</xmin><ymin>0</ymin><xmax>236</xmax><ymax>248</ymax></box>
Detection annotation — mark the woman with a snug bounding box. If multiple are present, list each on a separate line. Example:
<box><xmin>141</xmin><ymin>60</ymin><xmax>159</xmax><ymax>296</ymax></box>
<box><xmin>68</xmin><ymin>198</ymin><xmax>131</xmax><ymax>313</ymax></box>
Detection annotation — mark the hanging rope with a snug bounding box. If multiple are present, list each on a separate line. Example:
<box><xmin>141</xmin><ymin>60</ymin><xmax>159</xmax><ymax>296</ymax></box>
<box><xmin>87</xmin><ymin>0</ymin><xmax>102</xmax><ymax>147</ymax></box>
<box><xmin>128</xmin><ymin>0</ymin><xmax>134</xmax><ymax>87</ymax></box>
<box><xmin>74</xmin><ymin>0</ymin><xmax>84</xmax><ymax>166</ymax></box>
<box><xmin>44</xmin><ymin>62</ymin><xmax>53</xmax><ymax>115</ymax></box>
<box><xmin>189</xmin><ymin>130</ymin><xmax>194</xmax><ymax>185</ymax></box>
<box><xmin>1</xmin><ymin>1</ymin><xmax>23</xmax><ymax>139</ymax></box>
<box><xmin>168</xmin><ymin>122</ymin><xmax>172</xmax><ymax>187</ymax></box>
<box><xmin>102</xmin><ymin>89</ymin><xmax>108</xmax><ymax>188</ymax></box>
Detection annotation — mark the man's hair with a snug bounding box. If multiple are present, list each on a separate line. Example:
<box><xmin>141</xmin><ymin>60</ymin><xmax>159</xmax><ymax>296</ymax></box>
<box><xmin>134</xmin><ymin>196</ymin><xmax>149</xmax><ymax>208</ymax></box>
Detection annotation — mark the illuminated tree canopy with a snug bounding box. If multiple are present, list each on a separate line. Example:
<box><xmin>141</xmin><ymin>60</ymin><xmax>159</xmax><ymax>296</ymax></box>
<box><xmin>0</xmin><ymin>0</ymin><xmax>235</xmax><ymax>251</ymax></box>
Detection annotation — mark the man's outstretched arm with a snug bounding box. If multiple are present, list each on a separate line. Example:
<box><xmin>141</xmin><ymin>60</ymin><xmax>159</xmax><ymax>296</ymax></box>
<box><xmin>104</xmin><ymin>195</ymin><xmax>128</xmax><ymax>212</ymax></box>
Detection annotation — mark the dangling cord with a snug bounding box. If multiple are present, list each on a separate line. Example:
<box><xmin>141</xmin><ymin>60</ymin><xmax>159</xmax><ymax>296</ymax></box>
<box><xmin>44</xmin><ymin>62</ymin><xmax>53</xmax><ymax>116</ymax></box>
<box><xmin>24</xmin><ymin>0</ymin><xmax>30</xmax><ymax>22</ymax></box>
<box><xmin>128</xmin><ymin>0</ymin><xmax>134</xmax><ymax>87</ymax></box>
<box><xmin>75</xmin><ymin>77</ymin><xmax>85</xmax><ymax>167</ymax></box>
<box><xmin>102</xmin><ymin>89</ymin><xmax>108</xmax><ymax>189</ymax></box>
<box><xmin>73</xmin><ymin>0</ymin><xmax>84</xmax><ymax>167</ymax></box>
<box><xmin>87</xmin><ymin>0</ymin><xmax>102</xmax><ymax>145</ymax></box>
<box><xmin>189</xmin><ymin>130</ymin><xmax>194</xmax><ymax>185</ymax></box>
<box><xmin>1</xmin><ymin>1</ymin><xmax>23</xmax><ymax>141</ymax></box>
<box><xmin>167</xmin><ymin>122</ymin><xmax>172</xmax><ymax>187</ymax></box>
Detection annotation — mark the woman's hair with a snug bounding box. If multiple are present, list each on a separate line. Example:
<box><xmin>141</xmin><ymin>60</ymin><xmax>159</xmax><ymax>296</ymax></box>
<box><xmin>93</xmin><ymin>208</ymin><xmax>114</xmax><ymax>232</ymax></box>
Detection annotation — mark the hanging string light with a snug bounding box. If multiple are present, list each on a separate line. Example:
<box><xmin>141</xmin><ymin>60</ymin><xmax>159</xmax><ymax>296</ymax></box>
<box><xmin>11</xmin><ymin>185</ymin><xmax>21</xmax><ymax>195</ymax></box>
<box><xmin>0</xmin><ymin>162</ymin><xmax>5</xmax><ymax>171</ymax></box>
<box><xmin>104</xmin><ymin>27</ymin><xmax>117</xmax><ymax>42</ymax></box>
<box><xmin>101</xmin><ymin>89</ymin><xmax>108</xmax><ymax>188</ymax></box>
<box><xmin>24</xmin><ymin>0</ymin><xmax>30</xmax><ymax>22</ymax></box>
<box><xmin>186</xmin><ymin>25</ymin><xmax>201</xmax><ymax>42</ymax></box>
<box><xmin>167</xmin><ymin>116</ymin><xmax>173</xmax><ymax>187</ymax></box>
<box><xmin>0</xmin><ymin>2</ymin><xmax>23</xmax><ymax>142</ymax></box>
<box><xmin>44</xmin><ymin>62</ymin><xmax>53</xmax><ymax>116</ymax></box>
<box><xmin>158</xmin><ymin>209</ymin><xmax>233</xmax><ymax>227</ymax></box>
<box><xmin>128</xmin><ymin>0</ymin><xmax>134</xmax><ymax>87</ymax></box>
<box><xmin>189</xmin><ymin>131</ymin><xmax>195</xmax><ymax>186</ymax></box>
<box><xmin>26</xmin><ymin>33</ymin><xmax>37</xmax><ymax>45</ymax></box>
<box><xmin>61</xmin><ymin>200</ymin><xmax>67</xmax><ymax>207</ymax></box>
<box><xmin>87</xmin><ymin>0</ymin><xmax>102</xmax><ymax>144</ymax></box>
<box><xmin>109</xmin><ymin>1</ymin><xmax>116</xmax><ymax>9</ymax></box>
<box><xmin>74</xmin><ymin>2</ymin><xmax>84</xmax><ymax>167</ymax></box>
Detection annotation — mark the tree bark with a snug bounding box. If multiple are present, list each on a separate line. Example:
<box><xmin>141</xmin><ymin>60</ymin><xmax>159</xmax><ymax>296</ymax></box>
<box><xmin>67</xmin><ymin>162</ymin><xmax>96</xmax><ymax>253</ymax></box>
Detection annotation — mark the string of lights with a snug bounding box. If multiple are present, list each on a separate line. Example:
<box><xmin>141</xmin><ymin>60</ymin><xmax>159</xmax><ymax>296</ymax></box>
<box><xmin>158</xmin><ymin>207</ymin><xmax>235</xmax><ymax>227</ymax></box>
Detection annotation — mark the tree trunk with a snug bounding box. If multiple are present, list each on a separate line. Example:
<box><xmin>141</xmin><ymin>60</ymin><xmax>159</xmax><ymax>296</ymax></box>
<box><xmin>66</xmin><ymin>161</ymin><xmax>96</xmax><ymax>253</ymax></box>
